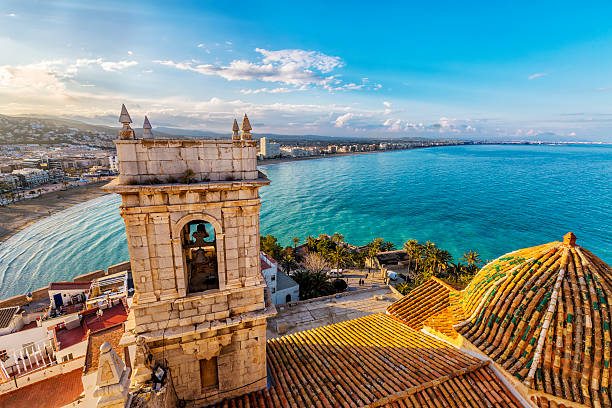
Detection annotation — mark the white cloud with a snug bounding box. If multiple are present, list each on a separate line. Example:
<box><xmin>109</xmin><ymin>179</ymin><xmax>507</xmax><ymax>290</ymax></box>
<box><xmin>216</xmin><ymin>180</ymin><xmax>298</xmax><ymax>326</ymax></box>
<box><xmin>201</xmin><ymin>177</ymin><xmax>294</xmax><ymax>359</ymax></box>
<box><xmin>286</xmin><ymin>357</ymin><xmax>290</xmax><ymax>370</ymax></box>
<box><xmin>528</xmin><ymin>72</ymin><xmax>547</xmax><ymax>80</ymax></box>
<box><xmin>240</xmin><ymin>87</ymin><xmax>302</xmax><ymax>95</ymax></box>
<box><xmin>197</xmin><ymin>43</ymin><xmax>205</xmax><ymax>48</ymax></box>
<box><xmin>7</xmin><ymin>13</ymin><xmax>16</xmax><ymax>17</ymax></box>
<box><xmin>127</xmin><ymin>50</ymin><xmax>133</xmax><ymax>55</ymax></box>
<box><xmin>225</xmin><ymin>41</ymin><xmax>232</xmax><ymax>45</ymax></box>
<box><xmin>383</xmin><ymin>101</ymin><xmax>392</xmax><ymax>108</ymax></box>
<box><xmin>155</xmin><ymin>48</ymin><xmax>350</xmax><ymax>90</ymax></box>
<box><xmin>334</xmin><ymin>112</ymin><xmax>355</xmax><ymax>128</ymax></box>
<box><xmin>569</xmin><ymin>131</ymin><xmax>576</xmax><ymax>136</ymax></box>
<box><xmin>596</xmin><ymin>87</ymin><xmax>611</xmax><ymax>91</ymax></box>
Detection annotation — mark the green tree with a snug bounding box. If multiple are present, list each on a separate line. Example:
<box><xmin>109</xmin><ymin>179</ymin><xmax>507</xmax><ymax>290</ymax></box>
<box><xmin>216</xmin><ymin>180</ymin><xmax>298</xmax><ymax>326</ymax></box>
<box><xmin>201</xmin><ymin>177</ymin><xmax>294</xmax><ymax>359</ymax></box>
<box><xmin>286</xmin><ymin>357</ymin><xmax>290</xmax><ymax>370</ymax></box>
<box><xmin>260</xmin><ymin>234</ymin><xmax>283</xmax><ymax>260</ymax></box>
<box><xmin>332</xmin><ymin>278</ymin><xmax>348</xmax><ymax>293</ymax></box>
<box><xmin>280</xmin><ymin>254</ymin><xmax>299</xmax><ymax>273</ymax></box>
<box><xmin>291</xmin><ymin>270</ymin><xmax>335</xmax><ymax>300</ymax></box>
<box><xmin>403</xmin><ymin>239</ymin><xmax>423</xmax><ymax>276</ymax></box>
<box><xmin>329</xmin><ymin>246</ymin><xmax>349</xmax><ymax>271</ymax></box>
<box><xmin>460</xmin><ymin>250</ymin><xmax>483</xmax><ymax>271</ymax></box>
<box><xmin>305</xmin><ymin>235</ymin><xmax>317</xmax><ymax>251</ymax></box>
<box><xmin>331</xmin><ymin>232</ymin><xmax>345</xmax><ymax>244</ymax></box>
<box><xmin>395</xmin><ymin>282</ymin><xmax>412</xmax><ymax>295</ymax></box>
<box><xmin>292</xmin><ymin>236</ymin><xmax>300</xmax><ymax>248</ymax></box>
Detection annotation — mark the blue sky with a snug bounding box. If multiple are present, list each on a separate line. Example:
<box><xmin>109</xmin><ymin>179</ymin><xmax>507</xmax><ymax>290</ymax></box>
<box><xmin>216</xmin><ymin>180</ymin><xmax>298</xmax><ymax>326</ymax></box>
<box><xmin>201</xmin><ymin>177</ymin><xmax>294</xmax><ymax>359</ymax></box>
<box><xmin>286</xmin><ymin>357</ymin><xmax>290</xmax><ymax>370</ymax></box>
<box><xmin>1</xmin><ymin>1</ymin><xmax>612</xmax><ymax>140</ymax></box>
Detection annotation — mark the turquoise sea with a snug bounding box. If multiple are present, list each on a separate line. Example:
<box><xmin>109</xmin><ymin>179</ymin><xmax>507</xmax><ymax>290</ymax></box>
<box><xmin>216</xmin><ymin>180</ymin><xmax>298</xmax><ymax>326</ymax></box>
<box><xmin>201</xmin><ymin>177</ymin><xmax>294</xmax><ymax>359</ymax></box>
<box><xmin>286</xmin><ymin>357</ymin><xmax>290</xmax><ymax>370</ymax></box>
<box><xmin>0</xmin><ymin>144</ymin><xmax>611</xmax><ymax>298</ymax></box>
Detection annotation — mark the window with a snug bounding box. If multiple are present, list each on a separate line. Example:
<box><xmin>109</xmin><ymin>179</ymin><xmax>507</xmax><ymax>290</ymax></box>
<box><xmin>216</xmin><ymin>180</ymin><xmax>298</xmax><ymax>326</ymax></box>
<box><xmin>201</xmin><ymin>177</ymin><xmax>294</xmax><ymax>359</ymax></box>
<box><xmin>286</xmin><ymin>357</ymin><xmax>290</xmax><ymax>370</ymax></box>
<box><xmin>271</xmin><ymin>276</ymin><xmax>275</xmax><ymax>281</ymax></box>
<box><xmin>200</xmin><ymin>357</ymin><xmax>218</xmax><ymax>389</ymax></box>
<box><xmin>182</xmin><ymin>221</ymin><xmax>218</xmax><ymax>294</ymax></box>
<box><xmin>286</xmin><ymin>294</ymin><xmax>292</xmax><ymax>303</ymax></box>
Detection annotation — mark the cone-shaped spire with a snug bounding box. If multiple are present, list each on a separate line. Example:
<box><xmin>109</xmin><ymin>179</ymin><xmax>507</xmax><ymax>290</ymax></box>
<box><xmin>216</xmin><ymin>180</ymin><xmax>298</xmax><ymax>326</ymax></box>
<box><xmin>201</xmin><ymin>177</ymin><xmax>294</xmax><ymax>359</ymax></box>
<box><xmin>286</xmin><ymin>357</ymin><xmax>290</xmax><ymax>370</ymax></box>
<box><xmin>142</xmin><ymin>116</ymin><xmax>153</xmax><ymax>138</ymax></box>
<box><xmin>118</xmin><ymin>104</ymin><xmax>132</xmax><ymax>124</ymax></box>
<box><xmin>118</xmin><ymin>104</ymin><xmax>135</xmax><ymax>140</ymax></box>
<box><xmin>241</xmin><ymin>114</ymin><xmax>252</xmax><ymax>132</ymax></box>
<box><xmin>232</xmin><ymin>118</ymin><xmax>240</xmax><ymax>140</ymax></box>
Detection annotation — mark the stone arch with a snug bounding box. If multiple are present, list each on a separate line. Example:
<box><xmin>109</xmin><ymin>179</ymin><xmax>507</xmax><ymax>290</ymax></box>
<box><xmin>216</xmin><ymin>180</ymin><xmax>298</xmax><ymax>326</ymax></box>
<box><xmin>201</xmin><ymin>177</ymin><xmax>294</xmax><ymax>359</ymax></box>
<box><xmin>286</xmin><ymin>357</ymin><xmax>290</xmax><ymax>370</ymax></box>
<box><xmin>172</xmin><ymin>213</ymin><xmax>226</xmax><ymax>295</ymax></box>
<box><xmin>172</xmin><ymin>213</ymin><xmax>223</xmax><ymax>240</ymax></box>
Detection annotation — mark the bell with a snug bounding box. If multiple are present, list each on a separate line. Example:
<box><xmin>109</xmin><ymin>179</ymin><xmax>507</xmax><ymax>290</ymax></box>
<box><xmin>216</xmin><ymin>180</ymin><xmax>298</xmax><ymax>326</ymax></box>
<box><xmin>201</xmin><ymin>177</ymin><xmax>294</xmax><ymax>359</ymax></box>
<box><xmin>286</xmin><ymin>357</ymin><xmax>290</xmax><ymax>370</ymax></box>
<box><xmin>195</xmin><ymin>223</ymin><xmax>209</xmax><ymax>238</ymax></box>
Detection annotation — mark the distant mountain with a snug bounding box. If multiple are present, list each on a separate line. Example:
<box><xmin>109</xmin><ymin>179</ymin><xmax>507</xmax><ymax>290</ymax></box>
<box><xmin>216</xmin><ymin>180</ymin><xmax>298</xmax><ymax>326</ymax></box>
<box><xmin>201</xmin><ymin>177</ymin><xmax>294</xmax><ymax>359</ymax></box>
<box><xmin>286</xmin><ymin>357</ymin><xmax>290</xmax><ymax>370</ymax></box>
<box><xmin>0</xmin><ymin>114</ymin><xmax>456</xmax><ymax>147</ymax></box>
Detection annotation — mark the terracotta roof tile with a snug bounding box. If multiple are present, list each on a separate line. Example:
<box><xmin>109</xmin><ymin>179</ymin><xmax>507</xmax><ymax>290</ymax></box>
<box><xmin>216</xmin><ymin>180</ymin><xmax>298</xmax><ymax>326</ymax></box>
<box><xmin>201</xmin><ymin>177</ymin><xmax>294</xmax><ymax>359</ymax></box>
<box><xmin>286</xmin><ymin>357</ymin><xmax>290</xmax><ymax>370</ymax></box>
<box><xmin>209</xmin><ymin>313</ymin><xmax>522</xmax><ymax>407</ymax></box>
<box><xmin>84</xmin><ymin>323</ymin><xmax>125</xmax><ymax>374</ymax></box>
<box><xmin>456</xmin><ymin>235</ymin><xmax>612</xmax><ymax>408</ymax></box>
<box><xmin>0</xmin><ymin>306</ymin><xmax>18</xmax><ymax>329</ymax></box>
<box><xmin>0</xmin><ymin>368</ymin><xmax>83</xmax><ymax>408</ymax></box>
<box><xmin>386</xmin><ymin>277</ymin><xmax>463</xmax><ymax>337</ymax></box>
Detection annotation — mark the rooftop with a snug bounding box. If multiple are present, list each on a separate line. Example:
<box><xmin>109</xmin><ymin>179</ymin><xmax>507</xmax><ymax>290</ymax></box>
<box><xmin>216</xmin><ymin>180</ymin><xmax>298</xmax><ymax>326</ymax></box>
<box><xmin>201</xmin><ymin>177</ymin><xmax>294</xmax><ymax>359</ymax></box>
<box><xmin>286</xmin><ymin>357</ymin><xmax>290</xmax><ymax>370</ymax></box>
<box><xmin>275</xmin><ymin>270</ymin><xmax>297</xmax><ymax>291</ymax></box>
<box><xmin>268</xmin><ymin>287</ymin><xmax>400</xmax><ymax>338</ymax></box>
<box><xmin>0</xmin><ymin>306</ymin><xmax>19</xmax><ymax>329</ymax></box>
<box><xmin>48</xmin><ymin>281</ymin><xmax>91</xmax><ymax>291</ymax></box>
<box><xmin>0</xmin><ymin>368</ymin><xmax>83</xmax><ymax>408</ymax></box>
<box><xmin>54</xmin><ymin>303</ymin><xmax>128</xmax><ymax>350</ymax></box>
<box><xmin>210</xmin><ymin>313</ymin><xmax>523</xmax><ymax>407</ymax></box>
<box><xmin>385</xmin><ymin>232</ymin><xmax>612</xmax><ymax>408</ymax></box>
<box><xmin>83</xmin><ymin>323</ymin><xmax>125</xmax><ymax>375</ymax></box>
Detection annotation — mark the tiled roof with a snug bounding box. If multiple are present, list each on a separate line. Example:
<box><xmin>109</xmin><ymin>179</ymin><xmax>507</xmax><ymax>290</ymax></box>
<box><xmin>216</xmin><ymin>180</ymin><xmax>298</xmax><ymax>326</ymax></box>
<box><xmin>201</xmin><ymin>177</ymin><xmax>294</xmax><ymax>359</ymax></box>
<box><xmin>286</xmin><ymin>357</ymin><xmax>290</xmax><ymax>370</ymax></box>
<box><xmin>49</xmin><ymin>281</ymin><xmax>91</xmax><ymax>291</ymax></box>
<box><xmin>209</xmin><ymin>313</ymin><xmax>523</xmax><ymax>407</ymax></box>
<box><xmin>0</xmin><ymin>306</ymin><xmax>18</xmax><ymax>329</ymax></box>
<box><xmin>0</xmin><ymin>368</ymin><xmax>83</xmax><ymax>408</ymax></box>
<box><xmin>84</xmin><ymin>323</ymin><xmax>125</xmax><ymax>374</ymax></box>
<box><xmin>456</xmin><ymin>233</ymin><xmax>612</xmax><ymax>408</ymax></box>
<box><xmin>275</xmin><ymin>270</ymin><xmax>297</xmax><ymax>291</ymax></box>
<box><xmin>386</xmin><ymin>277</ymin><xmax>462</xmax><ymax>336</ymax></box>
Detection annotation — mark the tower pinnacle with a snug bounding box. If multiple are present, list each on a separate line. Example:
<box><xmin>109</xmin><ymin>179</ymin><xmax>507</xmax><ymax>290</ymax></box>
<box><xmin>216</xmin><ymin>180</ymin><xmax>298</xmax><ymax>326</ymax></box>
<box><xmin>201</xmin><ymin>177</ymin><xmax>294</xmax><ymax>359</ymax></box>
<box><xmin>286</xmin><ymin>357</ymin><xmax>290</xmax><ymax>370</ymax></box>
<box><xmin>232</xmin><ymin>118</ymin><xmax>240</xmax><ymax>140</ymax></box>
<box><xmin>241</xmin><ymin>113</ymin><xmax>252</xmax><ymax>140</ymax></box>
<box><xmin>118</xmin><ymin>104</ymin><xmax>135</xmax><ymax>140</ymax></box>
<box><xmin>143</xmin><ymin>116</ymin><xmax>153</xmax><ymax>138</ymax></box>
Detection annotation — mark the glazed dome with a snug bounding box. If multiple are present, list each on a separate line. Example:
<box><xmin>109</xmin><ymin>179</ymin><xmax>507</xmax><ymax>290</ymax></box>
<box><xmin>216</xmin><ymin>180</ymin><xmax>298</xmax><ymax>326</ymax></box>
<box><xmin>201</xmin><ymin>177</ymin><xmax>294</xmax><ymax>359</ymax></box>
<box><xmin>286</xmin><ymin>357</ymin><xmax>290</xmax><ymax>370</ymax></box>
<box><xmin>456</xmin><ymin>232</ymin><xmax>612</xmax><ymax>408</ymax></box>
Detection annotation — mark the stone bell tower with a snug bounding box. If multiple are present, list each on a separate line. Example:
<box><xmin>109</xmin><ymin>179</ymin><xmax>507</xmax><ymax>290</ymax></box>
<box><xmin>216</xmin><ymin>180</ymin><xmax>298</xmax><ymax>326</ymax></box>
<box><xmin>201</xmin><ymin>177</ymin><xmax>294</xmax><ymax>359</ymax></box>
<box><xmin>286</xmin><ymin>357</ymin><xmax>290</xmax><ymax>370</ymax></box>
<box><xmin>104</xmin><ymin>107</ymin><xmax>275</xmax><ymax>406</ymax></box>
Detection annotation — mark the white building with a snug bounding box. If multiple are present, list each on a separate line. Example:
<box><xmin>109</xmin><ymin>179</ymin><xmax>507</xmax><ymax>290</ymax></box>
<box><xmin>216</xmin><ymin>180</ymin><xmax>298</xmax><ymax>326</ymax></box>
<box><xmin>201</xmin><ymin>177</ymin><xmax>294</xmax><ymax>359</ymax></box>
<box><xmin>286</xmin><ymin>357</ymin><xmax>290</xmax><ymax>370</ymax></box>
<box><xmin>109</xmin><ymin>155</ymin><xmax>119</xmax><ymax>172</ymax></box>
<box><xmin>12</xmin><ymin>168</ymin><xmax>49</xmax><ymax>187</ymax></box>
<box><xmin>259</xmin><ymin>137</ymin><xmax>281</xmax><ymax>159</ymax></box>
<box><xmin>48</xmin><ymin>282</ymin><xmax>91</xmax><ymax>309</ymax></box>
<box><xmin>260</xmin><ymin>252</ymin><xmax>299</xmax><ymax>304</ymax></box>
<box><xmin>0</xmin><ymin>173</ymin><xmax>19</xmax><ymax>190</ymax></box>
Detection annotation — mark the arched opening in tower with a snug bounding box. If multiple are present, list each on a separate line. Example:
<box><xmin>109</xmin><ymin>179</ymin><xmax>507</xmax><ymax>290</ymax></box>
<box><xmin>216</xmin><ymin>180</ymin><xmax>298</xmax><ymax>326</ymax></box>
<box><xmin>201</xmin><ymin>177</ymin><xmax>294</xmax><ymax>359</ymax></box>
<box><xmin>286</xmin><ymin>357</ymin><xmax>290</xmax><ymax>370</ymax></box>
<box><xmin>181</xmin><ymin>220</ymin><xmax>218</xmax><ymax>293</ymax></box>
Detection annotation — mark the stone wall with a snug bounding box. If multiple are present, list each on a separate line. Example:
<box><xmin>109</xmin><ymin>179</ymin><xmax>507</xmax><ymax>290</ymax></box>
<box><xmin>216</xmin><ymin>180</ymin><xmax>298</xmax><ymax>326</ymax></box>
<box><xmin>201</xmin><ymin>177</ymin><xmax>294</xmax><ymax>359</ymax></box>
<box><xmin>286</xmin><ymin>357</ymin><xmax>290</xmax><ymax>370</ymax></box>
<box><xmin>131</xmin><ymin>286</ymin><xmax>265</xmax><ymax>334</ymax></box>
<box><xmin>107</xmin><ymin>261</ymin><xmax>131</xmax><ymax>275</ymax></box>
<box><xmin>114</xmin><ymin>139</ymin><xmax>258</xmax><ymax>185</ymax></box>
<box><xmin>72</xmin><ymin>269</ymin><xmax>105</xmax><ymax>283</ymax></box>
<box><xmin>116</xmin><ymin>187</ymin><xmax>264</xmax><ymax>305</ymax></box>
<box><xmin>147</xmin><ymin>318</ymin><xmax>267</xmax><ymax>406</ymax></box>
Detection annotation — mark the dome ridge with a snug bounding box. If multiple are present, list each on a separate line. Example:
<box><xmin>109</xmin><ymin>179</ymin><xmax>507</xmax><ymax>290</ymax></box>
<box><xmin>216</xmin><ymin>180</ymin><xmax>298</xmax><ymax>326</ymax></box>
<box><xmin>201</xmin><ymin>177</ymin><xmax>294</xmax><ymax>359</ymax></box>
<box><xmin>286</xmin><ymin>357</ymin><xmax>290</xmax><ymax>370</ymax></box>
<box><xmin>454</xmin><ymin>233</ymin><xmax>612</xmax><ymax>408</ymax></box>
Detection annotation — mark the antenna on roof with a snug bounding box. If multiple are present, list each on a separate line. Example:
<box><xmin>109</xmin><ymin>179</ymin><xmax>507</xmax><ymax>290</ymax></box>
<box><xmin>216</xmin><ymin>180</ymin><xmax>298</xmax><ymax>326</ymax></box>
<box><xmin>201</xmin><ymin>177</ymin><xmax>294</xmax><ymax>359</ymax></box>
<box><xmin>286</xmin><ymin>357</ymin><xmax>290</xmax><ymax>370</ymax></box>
<box><xmin>118</xmin><ymin>104</ymin><xmax>135</xmax><ymax>140</ymax></box>
<box><xmin>143</xmin><ymin>116</ymin><xmax>153</xmax><ymax>139</ymax></box>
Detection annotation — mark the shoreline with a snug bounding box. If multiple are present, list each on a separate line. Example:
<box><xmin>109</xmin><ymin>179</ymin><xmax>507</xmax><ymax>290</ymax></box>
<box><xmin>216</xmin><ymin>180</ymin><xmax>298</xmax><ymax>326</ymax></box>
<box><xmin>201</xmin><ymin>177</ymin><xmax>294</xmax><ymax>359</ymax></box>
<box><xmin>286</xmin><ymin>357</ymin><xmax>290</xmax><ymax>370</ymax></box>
<box><xmin>0</xmin><ymin>180</ymin><xmax>111</xmax><ymax>244</ymax></box>
<box><xmin>257</xmin><ymin>146</ymin><xmax>430</xmax><ymax>166</ymax></box>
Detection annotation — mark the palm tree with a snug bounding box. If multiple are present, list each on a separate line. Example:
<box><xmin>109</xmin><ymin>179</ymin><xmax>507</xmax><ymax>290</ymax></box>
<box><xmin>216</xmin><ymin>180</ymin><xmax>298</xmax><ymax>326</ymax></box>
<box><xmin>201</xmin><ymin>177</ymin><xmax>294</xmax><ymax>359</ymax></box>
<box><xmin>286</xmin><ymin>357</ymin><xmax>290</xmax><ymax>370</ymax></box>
<box><xmin>403</xmin><ymin>239</ymin><xmax>423</xmax><ymax>275</ymax></box>
<box><xmin>460</xmin><ymin>250</ymin><xmax>483</xmax><ymax>271</ymax></box>
<box><xmin>331</xmin><ymin>232</ymin><xmax>345</xmax><ymax>244</ymax></box>
<box><xmin>305</xmin><ymin>235</ymin><xmax>317</xmax><ymax>251</ymax></box>
<box><xmin>366</xmin><ymin>238</ymin><xmax>383</xmax><ymax>273</ymax></box>
<box><xmin>330</xmin><ymin>246</ymin><xmax>349</xmax><ymax>272</ymax></box>
<box><xmin>292</xmin><ymin>236</ymin><xmax>300</xmax><ymax>248</ymax></box>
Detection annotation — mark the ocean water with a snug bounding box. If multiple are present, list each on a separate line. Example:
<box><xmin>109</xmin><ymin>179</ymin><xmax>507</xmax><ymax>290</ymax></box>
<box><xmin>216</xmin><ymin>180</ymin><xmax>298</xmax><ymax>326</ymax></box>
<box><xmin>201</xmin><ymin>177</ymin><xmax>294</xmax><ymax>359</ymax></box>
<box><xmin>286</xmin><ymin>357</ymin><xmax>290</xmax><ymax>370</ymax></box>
<box><xmin>0</xmin><ymin>144</ymin><xmax>610</xmax><ymax>298</ymax></box>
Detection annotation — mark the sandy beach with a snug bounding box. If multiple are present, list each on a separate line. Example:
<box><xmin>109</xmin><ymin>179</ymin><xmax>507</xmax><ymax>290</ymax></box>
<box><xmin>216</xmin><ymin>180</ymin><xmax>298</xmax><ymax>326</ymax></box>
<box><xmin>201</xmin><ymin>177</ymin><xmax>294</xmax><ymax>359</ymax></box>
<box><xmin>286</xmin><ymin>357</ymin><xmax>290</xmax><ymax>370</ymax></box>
<box><xmin>0</xmin><ymin>180</ymin><xmax>111</xmax><ymax>243</ymax></box>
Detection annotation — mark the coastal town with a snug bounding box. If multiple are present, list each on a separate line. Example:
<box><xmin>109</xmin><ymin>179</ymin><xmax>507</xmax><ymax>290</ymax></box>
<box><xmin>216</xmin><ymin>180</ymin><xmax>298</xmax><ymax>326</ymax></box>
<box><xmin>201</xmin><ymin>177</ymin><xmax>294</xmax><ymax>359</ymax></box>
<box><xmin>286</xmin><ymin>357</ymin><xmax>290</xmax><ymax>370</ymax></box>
<box><xmin>0</xmin><ymin>106</ymin><xmax>608</xmax><ymax>408</ymax></box>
